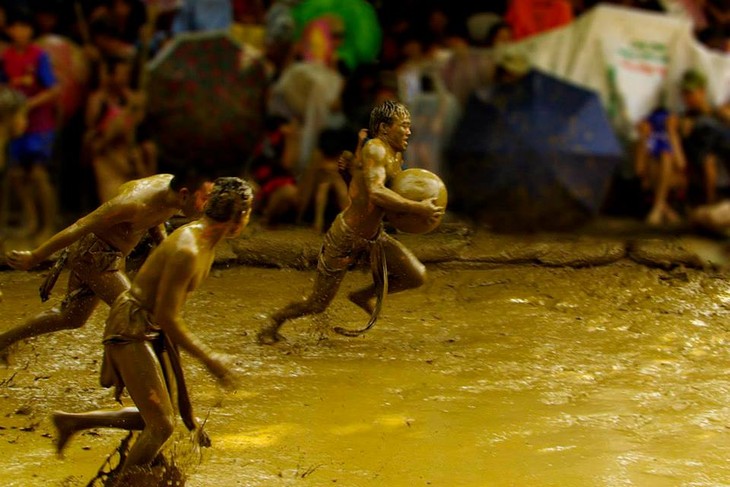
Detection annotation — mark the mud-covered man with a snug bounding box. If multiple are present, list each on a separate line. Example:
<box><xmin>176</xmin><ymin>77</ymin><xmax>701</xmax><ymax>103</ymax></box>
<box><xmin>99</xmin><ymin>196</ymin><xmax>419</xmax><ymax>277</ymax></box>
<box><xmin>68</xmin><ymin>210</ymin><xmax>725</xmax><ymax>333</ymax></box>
<box><xmin>259</xmin><ymin>100</ymin><xmax>445</xmax><ymax>343</ymax></box>
<box><xmin>0</xmin><ymin>171</ymin><xmax>212</xmax><ymax>356</ymax></box>
<box><xmin>52</xmin><ymin>177</ymin><xmax>253</xmax><ymax>477</ymax></box>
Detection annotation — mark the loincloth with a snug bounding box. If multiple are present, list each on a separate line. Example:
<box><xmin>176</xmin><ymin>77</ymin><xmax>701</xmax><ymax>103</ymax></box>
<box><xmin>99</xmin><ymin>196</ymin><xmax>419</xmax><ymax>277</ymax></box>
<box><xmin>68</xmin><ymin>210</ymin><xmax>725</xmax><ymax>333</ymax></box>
<box><xmin>39</xmin><ymin>233</ymin><xmax>124</xmax><ymax>305</ymax></box>
<box><xmin>319</xmin><ymin>214</ymin><xmax>389</xmax><ymax>333</ymax></box>
<box><xmin>100</xmin><ymin>292</ymin><xmax>195</xmax><ymax>430</ymax></box>
<box><xmin>318</xmin><ymin>214</ymin><xmax>385</xmax><ymax>276</ymax></box>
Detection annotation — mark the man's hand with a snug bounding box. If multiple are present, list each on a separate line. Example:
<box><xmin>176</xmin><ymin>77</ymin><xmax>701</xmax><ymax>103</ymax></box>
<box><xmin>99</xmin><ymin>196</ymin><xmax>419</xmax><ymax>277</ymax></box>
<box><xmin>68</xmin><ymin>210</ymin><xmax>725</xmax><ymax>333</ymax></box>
<box><xmin>416</xmin><ymin>197</ymin><xmax>445</xmax><ymax>223</ymax></box>
<box><xmin>6</xmin><ymin>250</ymin><xmax>39</xmax><ymax>271</ymax></box>
<box><xmin>338</xmin><ymin>150</ymin><xmax>354</xmax><ymax>172</ymax></box>
<box><xmin>205</xmin><ymin>352</ymin><xmax>239</xmax><ymax>390</ymax></box>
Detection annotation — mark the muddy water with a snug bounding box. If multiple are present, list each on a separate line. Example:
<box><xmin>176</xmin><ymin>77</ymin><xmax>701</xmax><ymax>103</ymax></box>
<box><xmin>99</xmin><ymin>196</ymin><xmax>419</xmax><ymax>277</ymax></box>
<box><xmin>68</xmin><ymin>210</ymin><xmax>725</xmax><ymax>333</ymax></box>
<box><xmin>1</xmin><ymin>263</ymin><xmax>730</xmax><ymax>486</ymax></box>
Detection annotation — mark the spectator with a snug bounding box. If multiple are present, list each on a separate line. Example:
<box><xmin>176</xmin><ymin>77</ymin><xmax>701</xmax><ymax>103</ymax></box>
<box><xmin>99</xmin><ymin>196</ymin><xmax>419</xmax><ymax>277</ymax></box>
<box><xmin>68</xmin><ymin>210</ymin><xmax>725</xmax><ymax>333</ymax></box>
<box><xmin>485</xmin><ymin>20</ymin><xmax>514</xmax><ymax>47</ymax></box>
<box><xmin>1</xmin><ymin>7</ymin><xmax>61</xmax><ymax>242</ymax></box>
<box><xmin>634</xmin><ymin>103</ymin><xmax>688</xmax><ymax>225</ymax></box>
<box><xmin>244</xmin><ymin>115</ymin><xmax>299</xmax><ymax>227</ymax></box>
<box><xmin>298</xmin><ymin>127</ymin><xmax>354</xmax><ymax>232</ymax></box>
<box><xmin>84</xmin><ymin>55</ymin><xmax>148</xmax><ymax>202</ymax></box>
<box><xmin>678</xmin><ymin>68</ymin><xmax>730</xmax><ymax>204</ymax></box>
<box><xmin>408</xmin><ymin>71</ymin><xmax>460</xmax><ymax>176</ymax></box>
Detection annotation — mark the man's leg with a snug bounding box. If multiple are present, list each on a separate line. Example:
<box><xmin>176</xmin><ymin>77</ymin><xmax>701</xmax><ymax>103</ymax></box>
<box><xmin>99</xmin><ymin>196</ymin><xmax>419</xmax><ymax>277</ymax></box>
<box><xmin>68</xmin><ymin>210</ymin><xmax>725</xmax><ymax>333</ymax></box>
<box><xmin>29</xmin><ymin>164</ymin><xmax>58</xmax><ymax>242</ymax></box>
<box><xmin>647</xmin><ymin>153</ymin><xmax>675</xmax><ymax>225</ymax></box>
<box><xmin>52</xmin><ymin>341</ymin><xmax>174</xmax><ymax>472</ymax></box>
<box><xmin>0</xmin><ymin>292</ymin><xmax>99</xmax><ymax>354</ymax></box>
<box><xmin>53</xmin><ymin>406</ymin><xmax>143</xmax><ymax>454</ymax></box>
<box><xmin>111</xmin><ymin>342</ymin><xmax>176</xmax><ymax>471</ymax></box>
<box><xmin>0</xmin><ymin>265</ymin><xmax>130</xmax><ymax>354</ymax></box>
<box><xmin>703</xmin><ymin>154</ymin><xmax>718</xmax><ymax>204</ymax></box>
<box><xmin>348</xmin><ymin>236</ymin><xmax>426</xmax><ymax>314</ymax></box>
<box><xmin>259</xmin><ymin>269</ymin><xmax>346</xmax><ymax>343</ymax></box>
<box><xmin>7</xmin><ymin>166</ymin><xmax>37</xmax><ymax>236</ymax></box>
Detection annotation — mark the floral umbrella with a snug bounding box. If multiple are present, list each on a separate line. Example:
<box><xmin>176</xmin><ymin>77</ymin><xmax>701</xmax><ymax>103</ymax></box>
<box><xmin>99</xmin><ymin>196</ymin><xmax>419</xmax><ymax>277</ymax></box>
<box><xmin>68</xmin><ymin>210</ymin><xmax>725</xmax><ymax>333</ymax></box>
<box><xmin>145</xmin><ymin>31</ymin><xmax>267</xmax><ymax>172</ymax></box>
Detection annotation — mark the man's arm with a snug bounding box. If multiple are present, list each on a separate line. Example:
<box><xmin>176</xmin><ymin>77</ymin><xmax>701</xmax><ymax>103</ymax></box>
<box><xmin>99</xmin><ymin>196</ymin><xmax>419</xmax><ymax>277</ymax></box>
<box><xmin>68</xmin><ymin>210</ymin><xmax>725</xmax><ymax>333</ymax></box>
<box><xmin>152</xmin><ymin>248</ymin><xmax>232</xmax><ymax>384</ymax></box>
<box><xmin>26</xmin><ymin>51</ymin><xmax>60</xmax><ymax>111</ymax></box>
<box><xmin>148</xmin><ymin>224</ymin><xmax>167</xmax><ymax>245</ymax></box>
<box><xmin>6</xmin><ymin>199</ymin><xmax>136</xmax><ymax>270</ymax></box>
<box><xmin>362</xmin><ymin>140</ymin><xmax>443</xmax><ymax>218</ymax></box>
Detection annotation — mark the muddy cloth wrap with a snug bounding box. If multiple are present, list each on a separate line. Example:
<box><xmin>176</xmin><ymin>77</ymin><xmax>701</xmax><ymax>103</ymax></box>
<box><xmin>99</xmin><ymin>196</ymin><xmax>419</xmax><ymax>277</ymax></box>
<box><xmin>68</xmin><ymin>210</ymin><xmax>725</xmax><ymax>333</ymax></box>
<box><xmin>39</xmin><ymin>248</ymin><xmax>69</xmax><ymax>302</ymax></box>
<box><xmin>101</xmin><ymin>292</ymin><xmax>198</xmax><ymax>432</ymax></box>
<box><xmin>40</xmin><ymin>233</ymin><xmax>125</xmax><ymax>306</ymax></box>
<box><xmin>319</xmin><ymin>214</ymin><xmax>389</xmax><ymax>336</ymax></box>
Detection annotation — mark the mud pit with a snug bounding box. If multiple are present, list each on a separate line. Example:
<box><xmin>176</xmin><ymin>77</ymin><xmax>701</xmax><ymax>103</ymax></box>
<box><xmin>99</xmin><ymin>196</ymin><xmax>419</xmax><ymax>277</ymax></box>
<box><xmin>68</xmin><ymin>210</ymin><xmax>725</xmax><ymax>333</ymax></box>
<box><xmin>1</xmin><ymin>262</ymin><xmax>730</xmax><ymax>486</ymax></box>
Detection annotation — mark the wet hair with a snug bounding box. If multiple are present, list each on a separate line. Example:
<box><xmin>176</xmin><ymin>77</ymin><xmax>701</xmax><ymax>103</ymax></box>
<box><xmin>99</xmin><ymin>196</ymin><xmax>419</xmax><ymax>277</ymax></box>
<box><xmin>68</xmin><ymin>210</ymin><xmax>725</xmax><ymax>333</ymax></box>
<box><xmin>0</xmin><ymin>87</ymin><xmax>26</xmax><ymax>121</ymax></box>
<box><xmin>369</xmin><ymin>100</ymin><xmax>409</xmax><ymax>136</ymax></box>
<box><xmin>205</xmin><ymin>177</ymin><xmax>254</xmax><ymax>222</ymax></box>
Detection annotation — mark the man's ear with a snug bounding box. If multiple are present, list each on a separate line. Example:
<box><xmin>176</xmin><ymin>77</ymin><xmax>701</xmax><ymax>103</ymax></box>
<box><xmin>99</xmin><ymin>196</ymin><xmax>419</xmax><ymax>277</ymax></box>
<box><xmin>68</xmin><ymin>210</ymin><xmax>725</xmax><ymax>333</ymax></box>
<box><xmin>178</xmin><ymin>187</ymin><xmax>190</xmax><ymax>202</ymax></box>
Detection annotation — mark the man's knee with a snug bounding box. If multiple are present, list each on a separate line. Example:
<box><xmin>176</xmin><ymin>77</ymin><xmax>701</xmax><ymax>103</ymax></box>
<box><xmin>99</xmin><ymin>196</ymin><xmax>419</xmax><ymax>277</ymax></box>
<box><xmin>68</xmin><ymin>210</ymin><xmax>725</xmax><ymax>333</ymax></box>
<box><xmin>409</xmin><ymin>263</ymin><xmax>427</xmax><ymax>289</ymax></box>
<box><xmin>148</xmin><ymin>414</ymin><xmax>175</xmax><ymax>443</ymax></box>
<box><xmin>57</xmin><ymin>305</ymin><xmax>93</xmax><ymax>329</ymax></box>
<box><xmin>308</xmin><ymin>294</ymin><xmax>333</xmax><ymax>314</ymax></box>
<box><xmin>29</xmin><ymin>164</ymin><xmax>50</xmax><ymax>180</ymax></box>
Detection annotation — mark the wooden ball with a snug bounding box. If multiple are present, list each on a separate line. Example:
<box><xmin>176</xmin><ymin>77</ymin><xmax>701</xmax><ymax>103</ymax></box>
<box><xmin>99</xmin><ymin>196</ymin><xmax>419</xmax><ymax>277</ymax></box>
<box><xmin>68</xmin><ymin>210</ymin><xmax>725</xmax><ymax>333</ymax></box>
<box><xmin>386</xmin><ymin>168</ymin><xmax>448</xmax><ymax>234</ymax></box>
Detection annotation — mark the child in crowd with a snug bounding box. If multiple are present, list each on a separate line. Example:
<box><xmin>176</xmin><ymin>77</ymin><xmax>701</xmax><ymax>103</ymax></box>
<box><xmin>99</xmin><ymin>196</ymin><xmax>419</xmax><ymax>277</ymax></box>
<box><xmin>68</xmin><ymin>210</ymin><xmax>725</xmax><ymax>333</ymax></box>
<box><xmin>245</xmin><ymin>115</ymin><xmax>299</xmax><ymax>226</ymax></box>
<box><xmin>635</xmin><ymin>101</ymin><xmax>687</xmax><ymax>225</ymax></box>
<box><xmin>84</xmin><ymin>55</ymin><xmax>150</xmax><ymax>203</ymax></box>
<box><xmin>1</xmin><ymin>7</ymin><xmax>60</xmax><ymax>242</ymax></box>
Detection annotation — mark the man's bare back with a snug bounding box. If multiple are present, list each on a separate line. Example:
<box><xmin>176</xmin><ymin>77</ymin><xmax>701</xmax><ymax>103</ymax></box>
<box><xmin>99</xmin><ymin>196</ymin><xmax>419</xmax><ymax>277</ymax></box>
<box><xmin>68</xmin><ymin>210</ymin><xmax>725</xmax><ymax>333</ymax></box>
<box><xmin>93</xmin><ymin>175</ymin><xmax>187</xmax><ymax>255</ymax></box>
<box><xmin>7</xmin><ymin>173</ymin><xmax>208</xmax><ymax>270</ymax></box>
<box><xmin>0</xmin><ymin>172</ymin><xmax>211</xmax><ymax>356</ymax></box>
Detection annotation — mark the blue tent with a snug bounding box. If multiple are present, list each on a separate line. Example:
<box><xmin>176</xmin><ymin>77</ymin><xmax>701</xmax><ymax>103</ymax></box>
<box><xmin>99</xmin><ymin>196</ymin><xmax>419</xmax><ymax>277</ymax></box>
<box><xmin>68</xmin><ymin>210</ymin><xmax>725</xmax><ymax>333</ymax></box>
<box><xmin>446</xmin><ymin>70</ymin><xmax>625</xmax><ymax>230</ymax></box>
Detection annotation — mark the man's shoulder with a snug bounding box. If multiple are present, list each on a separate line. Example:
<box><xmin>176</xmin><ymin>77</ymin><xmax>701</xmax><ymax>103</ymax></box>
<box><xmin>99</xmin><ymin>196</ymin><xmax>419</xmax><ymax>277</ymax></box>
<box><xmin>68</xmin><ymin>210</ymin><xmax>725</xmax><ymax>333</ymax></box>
<box><xmin>362</xmin><ymin>138</ymin><xmax>388</xmax><ymax>158</ymax></box>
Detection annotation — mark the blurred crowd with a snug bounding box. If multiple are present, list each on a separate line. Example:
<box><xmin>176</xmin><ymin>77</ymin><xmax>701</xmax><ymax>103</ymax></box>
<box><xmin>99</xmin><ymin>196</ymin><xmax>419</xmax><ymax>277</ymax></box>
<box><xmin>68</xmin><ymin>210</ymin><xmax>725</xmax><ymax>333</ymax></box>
<box><xmin>0</xmin><ymin>0</ymin><xmax>730</xmax><ymax>241</ymax></box>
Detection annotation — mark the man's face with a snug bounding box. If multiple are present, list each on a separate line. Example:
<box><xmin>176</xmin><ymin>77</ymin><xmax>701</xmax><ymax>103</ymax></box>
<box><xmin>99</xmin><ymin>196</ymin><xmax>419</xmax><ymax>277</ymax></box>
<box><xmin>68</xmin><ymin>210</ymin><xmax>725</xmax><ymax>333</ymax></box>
<box><xmin>226</xmin><ymin>207</ymin><xmax>251</xmax><ymax>238</ymax></box>
<box><xmin>110</xmin><ymin>62</ymin><xmax>132</xmax><ymax>89</ymax></box>
<box><xmin>181</xmin><ymin>181</ymin><xmax>214</xmax><ymax>218</ymax></box>
<box><xmin>682</xmin><ymin>87</ymin><xmax>706</xmax><ymax>110</ymax></box>
<box><xmin>383</xmin><ymin>112</ymin><xmax>411</xmax><ymax>152</ymax></box>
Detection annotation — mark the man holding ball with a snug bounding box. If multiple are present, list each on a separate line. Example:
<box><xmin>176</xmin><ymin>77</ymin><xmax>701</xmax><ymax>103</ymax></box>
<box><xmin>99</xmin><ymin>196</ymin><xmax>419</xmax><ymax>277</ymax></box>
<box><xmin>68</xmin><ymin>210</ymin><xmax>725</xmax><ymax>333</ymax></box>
<box><xmin>259</xmin><ymin>100</ymin><xmax>445</xmax><ymax>343</ymax></box>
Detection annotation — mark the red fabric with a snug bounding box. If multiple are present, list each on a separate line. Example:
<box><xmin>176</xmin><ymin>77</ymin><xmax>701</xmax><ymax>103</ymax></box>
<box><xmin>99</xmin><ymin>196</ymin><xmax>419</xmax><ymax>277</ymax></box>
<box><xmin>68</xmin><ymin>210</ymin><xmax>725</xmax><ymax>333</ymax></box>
<box><xmin>505</xmin><ymin>0</ymin><xmax>574</xmax><ymax>40</ymax></box>
<box><xmin>3</xmin><ymin>44</ymin><xmax>57</xmax><ymax>133</ymax></box>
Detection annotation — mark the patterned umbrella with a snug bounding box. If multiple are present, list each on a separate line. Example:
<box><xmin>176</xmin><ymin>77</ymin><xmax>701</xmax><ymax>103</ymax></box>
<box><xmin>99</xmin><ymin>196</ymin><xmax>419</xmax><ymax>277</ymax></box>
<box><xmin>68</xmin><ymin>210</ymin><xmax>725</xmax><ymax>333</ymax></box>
<box><xmin>447</xmin><ymin>70</ymin><xmax>626</xmax><ymax>231</ymax></box>
<box><xmin>145</xmin><ymin>31</ymin><xmax>267</xmax><ymax>172</ymax></box>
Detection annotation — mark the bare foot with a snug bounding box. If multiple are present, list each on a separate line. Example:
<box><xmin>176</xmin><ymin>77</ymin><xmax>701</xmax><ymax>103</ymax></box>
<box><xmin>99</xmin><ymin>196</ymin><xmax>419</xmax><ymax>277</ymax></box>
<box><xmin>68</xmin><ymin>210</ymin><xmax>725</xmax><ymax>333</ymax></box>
<box><xmin>646</xmin><ymin>207</ymin><xmax>663</xmax><ymax>226</ymax></box>
<box><xmin>52</xmin><ymin>412</ymin><xmax>76</xmax><ymax>456</ymax></box>
<box><xmin>257</xmin><ymin>326</ymin><xmax>285</xmax><ymax>345</ymax></box>
<box><xmin>348</xmin><ymin>291</ymin><xmax>375</xmax><ymax>315</ymax></box>
<box><xmin>663</xmin><ymin>206</ymin><xmax>682</xmax><ymax>224</ymax></box>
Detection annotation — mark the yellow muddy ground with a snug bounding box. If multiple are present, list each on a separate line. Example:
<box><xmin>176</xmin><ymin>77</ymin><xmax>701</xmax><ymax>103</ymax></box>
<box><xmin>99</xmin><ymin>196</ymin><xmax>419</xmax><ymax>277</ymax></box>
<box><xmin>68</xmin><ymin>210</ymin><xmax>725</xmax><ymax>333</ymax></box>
<box><xmin>1</xmin><ymin>262</ymin><xmax>730</xmax><ymax>486</ymax></box>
